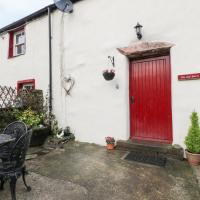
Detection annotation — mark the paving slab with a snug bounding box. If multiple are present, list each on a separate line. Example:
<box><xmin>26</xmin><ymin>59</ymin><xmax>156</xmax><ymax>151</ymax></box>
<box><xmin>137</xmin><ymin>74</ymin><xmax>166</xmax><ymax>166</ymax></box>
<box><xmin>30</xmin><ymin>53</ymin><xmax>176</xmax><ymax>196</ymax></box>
<box><xmin>26</xmin><ymin>142</ymin><xmax>200</xmax><ymax>200</ymax></box>
<box><xmin>0</xmin><ymin>172</ymin><xmax>88</xmax><ymax>200</ymax></box>
<box><xmin>192</xmin><ymin>166</ymin><xmax>200</xmax><ymax>188</ymax></box>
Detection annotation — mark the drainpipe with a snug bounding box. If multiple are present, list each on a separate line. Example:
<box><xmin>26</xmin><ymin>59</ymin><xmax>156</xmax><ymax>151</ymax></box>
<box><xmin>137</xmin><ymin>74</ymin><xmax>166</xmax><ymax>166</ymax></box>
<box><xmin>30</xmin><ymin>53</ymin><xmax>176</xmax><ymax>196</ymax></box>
<box><xmin>48</xmin><ymin>7</ymin><xmax>53</xmax><ymax>124</ymax></box>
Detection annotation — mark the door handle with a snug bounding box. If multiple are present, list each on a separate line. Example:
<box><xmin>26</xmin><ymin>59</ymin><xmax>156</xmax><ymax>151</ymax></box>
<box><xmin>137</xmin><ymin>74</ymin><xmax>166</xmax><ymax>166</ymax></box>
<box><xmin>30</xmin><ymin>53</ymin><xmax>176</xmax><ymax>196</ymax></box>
<box><xmin>130</xmin><ymin>96</ymin><xmax>135</xmax><ymax>103</ymax></box>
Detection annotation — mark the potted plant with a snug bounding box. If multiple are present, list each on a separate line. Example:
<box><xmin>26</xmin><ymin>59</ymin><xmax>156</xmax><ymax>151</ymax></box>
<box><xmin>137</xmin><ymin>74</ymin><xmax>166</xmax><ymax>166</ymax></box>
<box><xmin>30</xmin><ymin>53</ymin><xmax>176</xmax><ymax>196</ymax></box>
<box><xmin>185</xmin><ymin>111</ymin><xmax>200</xmax><ymax>166</ymax></box>
<box><xmin>103</xmin><ymin>69</ymin><xmax>115</xmax><ymax>81</ymax></box>
<box><xmin>16</xmin><ymin>108</ymin><xmax>50</xmax><ymax>147</ymax></box>
<box><xmin>105</xmin><ymin>136</ymin><xmax>115</xmax><ymax>150</ymax></box>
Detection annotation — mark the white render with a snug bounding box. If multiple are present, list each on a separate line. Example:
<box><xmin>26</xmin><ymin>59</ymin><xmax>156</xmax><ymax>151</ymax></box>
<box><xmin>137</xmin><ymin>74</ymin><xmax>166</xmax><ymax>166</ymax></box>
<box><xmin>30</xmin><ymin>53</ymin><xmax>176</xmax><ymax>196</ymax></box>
<box><xmin>0</xmin><ymin>15</ymin><xmax>49</xmax><ymax>93</ymax></box>
<box><xmin>0</xmin><ymin>0</ymin><xmax>200</xmax><ymax>147</ymax></box>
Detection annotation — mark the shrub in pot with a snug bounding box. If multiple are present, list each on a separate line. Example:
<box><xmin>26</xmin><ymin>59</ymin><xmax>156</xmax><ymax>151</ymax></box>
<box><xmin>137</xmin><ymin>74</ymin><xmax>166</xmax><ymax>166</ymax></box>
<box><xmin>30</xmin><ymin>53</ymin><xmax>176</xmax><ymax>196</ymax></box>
<box><xmin>185</xmin><ymin>111</ymin><xmax>200</xmax><ymax>166</ymax></box>
<box><xmin>16</xmin><ymin>108</ymin><xmax>50</xmax><ymax>147</ymax></box>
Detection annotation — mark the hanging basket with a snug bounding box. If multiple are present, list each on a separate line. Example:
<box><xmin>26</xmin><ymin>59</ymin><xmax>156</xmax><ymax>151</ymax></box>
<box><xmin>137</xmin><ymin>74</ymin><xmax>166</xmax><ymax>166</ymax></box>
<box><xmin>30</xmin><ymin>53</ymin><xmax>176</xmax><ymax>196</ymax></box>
<box><xmin>103</xmin><ymin>69</ymin><xmax>115</xmax><ymax>81</ymax></box>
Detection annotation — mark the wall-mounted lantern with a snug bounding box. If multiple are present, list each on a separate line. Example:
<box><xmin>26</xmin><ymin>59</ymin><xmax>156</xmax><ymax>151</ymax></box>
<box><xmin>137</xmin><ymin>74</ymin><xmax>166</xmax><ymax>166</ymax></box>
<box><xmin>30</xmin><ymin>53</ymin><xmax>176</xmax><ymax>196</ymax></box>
<box><xmin>134</xmin><ymin>22</ymin><xmax>143</xmax><ymax>40</ymax></box>
<box><xmin>102</xmin><ymin>56</ymin><xmax>115</xmax><ymax>81</ymax></box>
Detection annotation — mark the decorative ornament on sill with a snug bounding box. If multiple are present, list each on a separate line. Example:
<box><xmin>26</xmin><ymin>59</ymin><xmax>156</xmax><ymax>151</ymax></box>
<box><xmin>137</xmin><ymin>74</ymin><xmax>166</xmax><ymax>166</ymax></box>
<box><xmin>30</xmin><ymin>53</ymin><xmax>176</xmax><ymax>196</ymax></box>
<box><xmin>102</xmin><ymin>56</ymin><xmax>115</xmax><ymax>81</ymax></box>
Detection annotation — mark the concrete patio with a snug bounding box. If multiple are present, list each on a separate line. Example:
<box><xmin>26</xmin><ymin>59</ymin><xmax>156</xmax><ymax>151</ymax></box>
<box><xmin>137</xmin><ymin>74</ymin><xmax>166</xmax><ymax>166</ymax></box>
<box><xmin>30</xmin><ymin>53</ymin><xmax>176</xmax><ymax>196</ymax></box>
<box><xmin>1</xmin><ymin>141</ymin><xmax>200</xmax><ymax>200</ymax></box>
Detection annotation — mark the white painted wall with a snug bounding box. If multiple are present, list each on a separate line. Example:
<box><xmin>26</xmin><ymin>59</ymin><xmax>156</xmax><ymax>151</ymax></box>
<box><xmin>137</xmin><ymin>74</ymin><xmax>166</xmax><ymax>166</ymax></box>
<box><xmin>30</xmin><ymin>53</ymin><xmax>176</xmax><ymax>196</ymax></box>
<box><xmin>52</xmin><ymin>0</ymin><xmax>200</xmax><ymax>146</ymax></box>
<box><xmin>1</xmin><ymin>0</ymin><xmax>200</xmax><ymax>148</ymax></box>
<box><xmin>0</xmin><ymin>15</ymin><xmax>49</xmax><ymax>94</ymax></box>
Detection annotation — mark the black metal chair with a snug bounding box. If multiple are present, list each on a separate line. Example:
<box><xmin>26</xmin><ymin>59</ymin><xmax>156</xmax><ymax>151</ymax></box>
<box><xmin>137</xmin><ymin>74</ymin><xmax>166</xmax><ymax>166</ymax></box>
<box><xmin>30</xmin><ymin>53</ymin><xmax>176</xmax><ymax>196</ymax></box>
<box><xmin>3</xmin><ymin>121</ymin><xmax>27</xmax><ymax>140</ymax></box>
<box><xmin>0</xmin><ymin>130</ymin><xmax>32</xmax><ymax>200</ymax></box>
<box><xmin>0</xmin><ymin>121</ymin><xmax>27</xmax><ymax>160</ymax></box>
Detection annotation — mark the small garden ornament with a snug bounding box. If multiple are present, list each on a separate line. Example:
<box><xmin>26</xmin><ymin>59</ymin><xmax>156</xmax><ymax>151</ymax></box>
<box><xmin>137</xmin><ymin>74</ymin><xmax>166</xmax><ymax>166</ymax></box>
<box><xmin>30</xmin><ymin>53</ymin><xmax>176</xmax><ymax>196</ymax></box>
<box><xmin>105</xmin><ymin>136</ymin><xmax>115</xmax><ymax>150</ymax></box>
<box><xmin>185</xmin><ymin>111</ymin><xmax>200</xmax><ymax>166</ymax></box>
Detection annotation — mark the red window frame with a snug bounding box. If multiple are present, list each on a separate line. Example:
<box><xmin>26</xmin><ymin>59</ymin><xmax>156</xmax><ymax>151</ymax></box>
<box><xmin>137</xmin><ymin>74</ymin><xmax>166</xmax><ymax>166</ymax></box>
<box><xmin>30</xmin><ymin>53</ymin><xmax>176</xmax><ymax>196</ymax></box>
<box><xmin>8</xmin><ymin>27</ymin><xmax>25</xmax><ymax>58</ymax></box>
<box><xmin>17</xmin><ymin>79</ymin><xmax>35</xmax><ymax>92</ymax></box>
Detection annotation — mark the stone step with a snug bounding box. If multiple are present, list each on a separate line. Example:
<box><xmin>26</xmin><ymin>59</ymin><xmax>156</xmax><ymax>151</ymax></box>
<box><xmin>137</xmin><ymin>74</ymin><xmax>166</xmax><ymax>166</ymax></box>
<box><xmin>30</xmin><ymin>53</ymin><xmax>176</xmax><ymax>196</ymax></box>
<box><xmin>116</xmin><ymin>140</ymin><xmax>184</xmax><ymax>160</ymax></box>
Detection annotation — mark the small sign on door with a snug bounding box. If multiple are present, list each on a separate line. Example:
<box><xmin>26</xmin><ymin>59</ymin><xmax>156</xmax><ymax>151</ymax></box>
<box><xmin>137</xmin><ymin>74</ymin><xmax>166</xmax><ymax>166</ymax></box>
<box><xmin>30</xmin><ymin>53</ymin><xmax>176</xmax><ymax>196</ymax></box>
<box><xmin>178</xmin><ymin>73</ymin><xmax>200</xmax><ymax>81</ymax></box>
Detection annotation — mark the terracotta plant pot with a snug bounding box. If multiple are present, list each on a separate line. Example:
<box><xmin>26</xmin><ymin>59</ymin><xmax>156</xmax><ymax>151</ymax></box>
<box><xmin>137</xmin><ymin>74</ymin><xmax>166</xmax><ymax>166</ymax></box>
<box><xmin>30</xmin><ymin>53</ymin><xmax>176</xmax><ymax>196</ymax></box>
<box><xmin>185</xmin><ymin>150</ymin><xmax>200</xmax><ymax>166</ymax></box>
<box><xmin>107</xmin><ymin>143</ymin><xmax>115</xmax><ymax>150</ymax></box>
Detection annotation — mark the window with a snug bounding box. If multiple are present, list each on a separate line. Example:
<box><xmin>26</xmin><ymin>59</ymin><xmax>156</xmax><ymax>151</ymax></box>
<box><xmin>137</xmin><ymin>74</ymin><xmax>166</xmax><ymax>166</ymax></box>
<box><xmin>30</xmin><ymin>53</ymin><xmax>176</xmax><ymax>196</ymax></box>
<box><xmin>17</xmin><ymin>79</ymin><xmax>35</xmax><ymax>92</ymax></box>
<box><xmin>14</xmin><ymin>30</ymin><xmax>25</xmax><ymax>56</ymax></box>
<box><xmin>8</xmin><ymin>28</ymin><xmax>26</xmax><ymax>58</ymax></box>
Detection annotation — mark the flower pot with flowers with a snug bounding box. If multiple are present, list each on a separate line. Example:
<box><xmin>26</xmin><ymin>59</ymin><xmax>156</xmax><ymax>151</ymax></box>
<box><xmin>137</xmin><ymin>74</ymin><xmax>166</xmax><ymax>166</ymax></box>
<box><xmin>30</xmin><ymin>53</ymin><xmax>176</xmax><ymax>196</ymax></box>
<box><xmin>103</xmin><ymin>69</ymin><xmax>115</xmax><ymax>81</ymax></box>
<box><xmin>105</xmin><ymin>136</ymin><xmax>115</xmax><ymax>150</ymax></box>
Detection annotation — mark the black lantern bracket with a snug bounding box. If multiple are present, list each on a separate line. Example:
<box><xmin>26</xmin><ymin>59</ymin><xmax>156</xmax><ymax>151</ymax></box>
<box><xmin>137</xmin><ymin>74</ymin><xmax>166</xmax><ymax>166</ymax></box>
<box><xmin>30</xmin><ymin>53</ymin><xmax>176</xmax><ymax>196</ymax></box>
<box><xmin>108</xmin><ymin>56</ymin><xmax>115</xmax><ymax>68</ymax></box>
<box><xmin>134</xmin><ymin>22</ymin><xmax>143</xmax><ymax>40</ymax></box>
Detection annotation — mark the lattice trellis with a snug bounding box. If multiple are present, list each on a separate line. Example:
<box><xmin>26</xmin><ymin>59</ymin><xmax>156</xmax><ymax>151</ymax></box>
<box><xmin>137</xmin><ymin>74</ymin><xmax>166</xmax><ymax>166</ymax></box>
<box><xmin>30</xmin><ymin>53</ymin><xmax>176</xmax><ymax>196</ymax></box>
<box><xmin>0</xmin><ymin>86</ymin><xmax>17</xmax><ymax>109</ymax></box>
<box><xmin>18</xmin><ymin>89</ymin><xmax>43</xmax><ymax>113</ymax></box>
<box><xmin>0</xmin><ymin>86</ymin><xmax>43</xmax><ymax>112</ymax></box>
<box><xmin>0</xmin><ymin>86</ymin><xmax>44</xmax><ymax>131</ymax></box>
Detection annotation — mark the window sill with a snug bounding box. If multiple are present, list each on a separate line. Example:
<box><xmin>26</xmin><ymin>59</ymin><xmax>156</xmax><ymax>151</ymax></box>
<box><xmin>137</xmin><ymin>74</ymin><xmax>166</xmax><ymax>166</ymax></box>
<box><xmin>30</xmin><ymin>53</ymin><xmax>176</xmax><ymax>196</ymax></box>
<box><xmin>8</xmin><ymin>53</ymin><xmax>25</xmax><ymax>59</ymax></box>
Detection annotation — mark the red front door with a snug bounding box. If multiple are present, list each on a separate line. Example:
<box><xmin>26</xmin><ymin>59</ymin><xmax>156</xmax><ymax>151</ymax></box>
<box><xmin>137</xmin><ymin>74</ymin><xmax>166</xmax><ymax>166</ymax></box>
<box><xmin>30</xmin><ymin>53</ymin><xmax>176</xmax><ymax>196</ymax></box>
<box><xmin>129</xmin><ymin>56</ymin><xmax>172</xmax><ymax>144</ymax></box>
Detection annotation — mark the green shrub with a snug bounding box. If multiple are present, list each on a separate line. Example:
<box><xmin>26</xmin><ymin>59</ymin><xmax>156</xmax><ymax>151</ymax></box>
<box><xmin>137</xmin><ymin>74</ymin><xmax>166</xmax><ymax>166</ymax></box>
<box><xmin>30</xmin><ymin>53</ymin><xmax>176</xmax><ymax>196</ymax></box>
<box><xmin>16</xmin><ymin>108</ymin><xmax>44</xmax><ymax>128</ymax></box>
<box><xmin>0</xmin><ymin>108</ymin><xmax>19</xmax><ymax>131</ymax></box>
<box><xmin>185</xmin><ymin>112</ymin><xmax>200</xmax><ymax>153</ymax></box>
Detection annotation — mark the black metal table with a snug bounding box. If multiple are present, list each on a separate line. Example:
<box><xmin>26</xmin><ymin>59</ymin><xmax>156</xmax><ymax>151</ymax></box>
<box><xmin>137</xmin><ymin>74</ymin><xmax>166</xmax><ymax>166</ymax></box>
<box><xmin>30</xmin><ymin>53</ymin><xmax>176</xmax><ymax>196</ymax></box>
<box><xmin>0</xmin><ymin>134</ymin><xmax>15</xmax><ymax>147</ymax></box>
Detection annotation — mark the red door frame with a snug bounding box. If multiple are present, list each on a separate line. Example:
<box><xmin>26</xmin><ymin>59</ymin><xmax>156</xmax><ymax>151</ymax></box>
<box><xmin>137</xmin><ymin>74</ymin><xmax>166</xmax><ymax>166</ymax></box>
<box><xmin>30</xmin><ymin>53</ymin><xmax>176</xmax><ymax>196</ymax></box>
<box><xmin>129</xmin><ymin>55</ymin><xmax>173</xmax><ymax>144</ymax></box>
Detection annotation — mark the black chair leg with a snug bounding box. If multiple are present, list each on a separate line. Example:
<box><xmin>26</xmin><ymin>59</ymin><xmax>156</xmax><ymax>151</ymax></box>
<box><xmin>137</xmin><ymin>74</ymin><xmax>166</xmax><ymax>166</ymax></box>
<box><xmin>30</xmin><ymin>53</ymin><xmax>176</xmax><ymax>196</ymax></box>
<box><xmin>10</xmin><ymin>176</ymin><xmax>17</xmax><ymax>200</ymax></box>
<box><xmin>22</xmin><ymin>167</ymin><xmax>31</xmax><ymax>192</ymax></box>
<box><xmin>0</xmin><ymin>177</ymin><xmax>4</xmax><ymax>190</ymax></box>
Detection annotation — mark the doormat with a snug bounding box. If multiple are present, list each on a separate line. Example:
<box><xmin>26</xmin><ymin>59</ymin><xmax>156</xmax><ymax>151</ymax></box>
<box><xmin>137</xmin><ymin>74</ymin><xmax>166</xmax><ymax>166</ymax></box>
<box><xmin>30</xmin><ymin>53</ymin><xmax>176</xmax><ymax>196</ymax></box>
<box><xmin>124</xmin><ymin>151</ymin><xmax>167</xmax><ymax>167</ymax></box>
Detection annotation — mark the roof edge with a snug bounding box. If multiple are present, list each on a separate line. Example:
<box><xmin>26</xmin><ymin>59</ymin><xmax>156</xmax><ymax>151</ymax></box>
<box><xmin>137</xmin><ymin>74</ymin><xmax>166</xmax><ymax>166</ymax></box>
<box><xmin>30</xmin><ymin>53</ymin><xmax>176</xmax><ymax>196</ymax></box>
<box><xmin>0</xmin><ymin>1</ymin><xmax>82</xmax><ymax>34</ymax></box>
